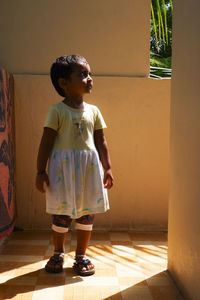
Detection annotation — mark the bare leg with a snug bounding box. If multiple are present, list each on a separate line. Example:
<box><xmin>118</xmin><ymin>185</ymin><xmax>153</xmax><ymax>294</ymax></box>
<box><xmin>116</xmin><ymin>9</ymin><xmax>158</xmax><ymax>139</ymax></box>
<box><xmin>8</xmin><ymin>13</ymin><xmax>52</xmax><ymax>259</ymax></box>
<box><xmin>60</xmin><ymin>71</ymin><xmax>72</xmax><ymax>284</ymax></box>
<box><xmin>53</xmin><ymin>230</ymin><xmax>66</xmax><ymax>253</ymax></box>
<box><xmin>76</xmin><ymin>230</ymin><xmax>91</xmax><ymax>255</ymax></box>
<box><xmin>76</xmin><ymin>230</ymin><xmax>94</xmax><ymax>270</ymax></box>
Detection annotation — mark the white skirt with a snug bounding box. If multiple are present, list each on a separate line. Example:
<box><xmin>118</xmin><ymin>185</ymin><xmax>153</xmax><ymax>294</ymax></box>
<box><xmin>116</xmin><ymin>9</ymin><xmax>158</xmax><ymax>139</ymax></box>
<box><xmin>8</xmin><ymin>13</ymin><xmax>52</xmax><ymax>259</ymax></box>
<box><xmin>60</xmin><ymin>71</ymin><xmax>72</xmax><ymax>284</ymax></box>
<box><xmin>46</xmin><ymin>149</ymin><xmax>109</xmax><ymax>218</ymax></box>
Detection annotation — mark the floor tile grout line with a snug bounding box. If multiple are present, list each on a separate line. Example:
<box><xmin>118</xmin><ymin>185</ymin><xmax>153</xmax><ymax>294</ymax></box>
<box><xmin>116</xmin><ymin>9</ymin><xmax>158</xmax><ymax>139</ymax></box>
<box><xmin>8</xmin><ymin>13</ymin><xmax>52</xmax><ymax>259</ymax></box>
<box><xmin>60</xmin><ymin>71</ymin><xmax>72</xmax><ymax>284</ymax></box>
<box><xmin>0</xmin><ymin>231</ymin><xmax>182</xmax><ymax>300</ymax></box>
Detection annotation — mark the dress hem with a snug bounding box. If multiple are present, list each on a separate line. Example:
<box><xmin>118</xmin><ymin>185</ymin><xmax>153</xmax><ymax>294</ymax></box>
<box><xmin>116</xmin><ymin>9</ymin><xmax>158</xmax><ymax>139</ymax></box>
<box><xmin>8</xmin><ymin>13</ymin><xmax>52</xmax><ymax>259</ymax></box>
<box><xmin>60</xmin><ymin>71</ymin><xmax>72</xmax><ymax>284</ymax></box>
<box><xmin>46</xmin><ymin>207</ymin><xmax>110</xmax><ymax>218</ymax></box>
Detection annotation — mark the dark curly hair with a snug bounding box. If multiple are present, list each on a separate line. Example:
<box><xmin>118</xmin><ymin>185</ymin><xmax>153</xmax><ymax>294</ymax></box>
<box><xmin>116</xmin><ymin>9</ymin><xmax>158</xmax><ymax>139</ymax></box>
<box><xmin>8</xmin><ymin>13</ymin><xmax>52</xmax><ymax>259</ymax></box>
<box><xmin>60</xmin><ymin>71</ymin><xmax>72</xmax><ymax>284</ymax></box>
<box><xmin>50</xmin><ymin>55</ymin><xmax>88</xmax><ymax>97</ymax></box>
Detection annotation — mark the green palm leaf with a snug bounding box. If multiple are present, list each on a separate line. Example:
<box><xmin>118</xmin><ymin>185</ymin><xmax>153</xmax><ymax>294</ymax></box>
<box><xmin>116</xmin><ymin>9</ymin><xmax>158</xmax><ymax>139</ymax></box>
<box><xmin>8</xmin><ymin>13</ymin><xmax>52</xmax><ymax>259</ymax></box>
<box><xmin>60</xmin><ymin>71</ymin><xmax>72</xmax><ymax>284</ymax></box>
<box><xmin>161</xmin><ymin>0</ymin><xmax>168</xmax><ymax>45</ymax></box>
<box><xmin>151</xmin><ymin>2</ymin><xmax>159</xmax><ymax>53</ymax></box>
<box><xmin>160</xmin><ymin>10</ymin><xmax>166</xmax><ymax>50</ymax></box>
<box><xmin>156</xmin><ymin>0</ymin><xmax>162</xmax><ymax>43</ymax></box>
<box><xmin>169</xmin><ymin>0</ymin><xmax>173</xmax><ymax>11</ymax></box>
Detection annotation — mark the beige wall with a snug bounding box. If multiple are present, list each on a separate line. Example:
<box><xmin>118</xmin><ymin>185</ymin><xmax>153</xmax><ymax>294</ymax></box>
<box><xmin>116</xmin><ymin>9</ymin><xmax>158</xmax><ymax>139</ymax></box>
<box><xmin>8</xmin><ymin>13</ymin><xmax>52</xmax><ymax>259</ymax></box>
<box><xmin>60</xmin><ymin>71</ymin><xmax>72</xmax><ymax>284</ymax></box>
<box><xmin>168</xmin><ymin>0</ymin><xmax>200</xmax><ymax>299</ymax></box>
<box><xmin>0</xmin><ymin>0</ymin><xmax>150</xmax><ymax>76</ymax></box>
<box><xmin>14</xmin><ymin>75</ymin><xmax>170</xmax><ymax>230</ymax></box>
<box><xmin>0</xmin><ymin>0</ymin><xmax>171</xmax><ymax>231</ymax></box>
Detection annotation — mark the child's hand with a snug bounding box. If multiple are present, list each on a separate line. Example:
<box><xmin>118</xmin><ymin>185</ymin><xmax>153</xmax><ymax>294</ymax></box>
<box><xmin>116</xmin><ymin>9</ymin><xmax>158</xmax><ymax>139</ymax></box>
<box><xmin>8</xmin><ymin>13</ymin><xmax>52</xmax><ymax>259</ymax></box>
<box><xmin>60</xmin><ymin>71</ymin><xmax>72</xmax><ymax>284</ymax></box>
<box><xmin>35</xmin><ymin>172</ymin><xmax>49</xmax><ymax>193</ymax></box>
<box><xmin>103</xmin><ymin>169</ymin><xmax>114</xmax><ymax>189</ymax></box>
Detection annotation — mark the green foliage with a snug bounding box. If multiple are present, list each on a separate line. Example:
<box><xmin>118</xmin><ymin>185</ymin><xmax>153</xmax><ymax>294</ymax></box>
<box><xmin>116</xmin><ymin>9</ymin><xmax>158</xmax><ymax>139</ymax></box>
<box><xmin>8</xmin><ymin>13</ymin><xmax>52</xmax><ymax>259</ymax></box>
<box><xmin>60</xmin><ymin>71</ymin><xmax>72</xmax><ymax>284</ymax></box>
<box><xmin>150</xmin><ymin>0</ymin><xmax>173</xmax><ymax>78</ymax></box>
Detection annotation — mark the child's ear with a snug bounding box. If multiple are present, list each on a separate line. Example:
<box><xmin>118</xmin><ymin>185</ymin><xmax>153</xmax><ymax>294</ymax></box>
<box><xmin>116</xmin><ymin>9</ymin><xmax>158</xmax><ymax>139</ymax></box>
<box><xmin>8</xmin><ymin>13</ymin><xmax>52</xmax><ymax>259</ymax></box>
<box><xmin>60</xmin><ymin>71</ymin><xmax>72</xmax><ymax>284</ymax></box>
<box><xmin>58</xmin><ymin>78</ymin><xmax>68</xmax><ymax>89</ymax></box>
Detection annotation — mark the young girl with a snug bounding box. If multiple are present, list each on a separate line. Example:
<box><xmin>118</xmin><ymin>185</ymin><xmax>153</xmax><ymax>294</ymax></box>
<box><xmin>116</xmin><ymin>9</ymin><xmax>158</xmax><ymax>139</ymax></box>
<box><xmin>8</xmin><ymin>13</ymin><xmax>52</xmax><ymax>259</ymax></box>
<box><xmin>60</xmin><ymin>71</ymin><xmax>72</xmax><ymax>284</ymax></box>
<box><xmin>35</xmin><ymin>55</ymin><xmax>113</xmax><ymax>276</ymax></box>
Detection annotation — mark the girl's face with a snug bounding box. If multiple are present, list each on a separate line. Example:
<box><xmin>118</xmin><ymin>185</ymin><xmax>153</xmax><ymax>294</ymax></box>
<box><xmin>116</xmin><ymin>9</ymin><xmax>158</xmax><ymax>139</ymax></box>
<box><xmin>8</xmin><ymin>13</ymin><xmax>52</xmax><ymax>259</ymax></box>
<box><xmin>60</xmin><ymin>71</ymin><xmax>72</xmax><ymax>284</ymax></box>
<box><xmin>63</xmin><ymin>63</ymin><xmax>93</xmax><ymax>97</ymax></box>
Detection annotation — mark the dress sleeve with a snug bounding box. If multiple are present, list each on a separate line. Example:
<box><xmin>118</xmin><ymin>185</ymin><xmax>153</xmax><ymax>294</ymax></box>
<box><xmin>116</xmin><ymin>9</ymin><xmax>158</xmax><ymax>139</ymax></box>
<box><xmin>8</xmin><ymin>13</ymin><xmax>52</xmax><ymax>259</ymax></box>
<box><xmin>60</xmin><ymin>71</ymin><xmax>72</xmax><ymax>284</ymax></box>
<box><xmin>94</xmin><ymin>107</ymin><xmax>107</xmax><ymax>131</ymax></box>
<box><xmin>44</xmin><ymin>105</ymin><xmax>59</xmax><ymax>131</ymax></box>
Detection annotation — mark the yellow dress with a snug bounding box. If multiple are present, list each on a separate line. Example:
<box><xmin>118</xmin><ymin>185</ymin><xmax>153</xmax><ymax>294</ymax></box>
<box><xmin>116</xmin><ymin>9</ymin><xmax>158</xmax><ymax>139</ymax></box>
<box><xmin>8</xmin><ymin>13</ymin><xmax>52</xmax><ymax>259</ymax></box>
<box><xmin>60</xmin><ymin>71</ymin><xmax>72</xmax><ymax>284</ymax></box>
<box><xmin>44</xmin><ymin>101</ymin><xmax>109</xmax><ymax>218</ymax></box>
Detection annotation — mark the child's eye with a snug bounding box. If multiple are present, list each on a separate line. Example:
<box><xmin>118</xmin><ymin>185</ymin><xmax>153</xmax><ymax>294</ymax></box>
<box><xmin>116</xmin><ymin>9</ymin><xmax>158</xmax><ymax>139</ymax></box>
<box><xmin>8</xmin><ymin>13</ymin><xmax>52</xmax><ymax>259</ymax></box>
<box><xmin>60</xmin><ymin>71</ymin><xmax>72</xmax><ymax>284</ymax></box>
<box><xmin>81</xmin><ymin>71</ymin><xmax>87</xmax><ymax>78</ymax></box>
<box><xmin>80</xmin><ymin>71</ymin><xmax>92</xmax><ymax>78</ymax></box>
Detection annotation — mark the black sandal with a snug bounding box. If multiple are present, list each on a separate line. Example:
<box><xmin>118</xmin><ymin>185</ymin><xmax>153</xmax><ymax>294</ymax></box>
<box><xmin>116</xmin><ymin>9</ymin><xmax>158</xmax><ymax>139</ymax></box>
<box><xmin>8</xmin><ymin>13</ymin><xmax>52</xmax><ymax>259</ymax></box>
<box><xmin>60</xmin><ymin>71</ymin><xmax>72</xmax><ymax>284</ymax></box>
<box><xmin>45</xmin><ymin>252</ymin><xmax>64</xmax><ymax>273</ymax></box>
<box><xmin>73</xmin><ymin>255</ymin><xmax>95</xmax><ymax>276</ymax></box>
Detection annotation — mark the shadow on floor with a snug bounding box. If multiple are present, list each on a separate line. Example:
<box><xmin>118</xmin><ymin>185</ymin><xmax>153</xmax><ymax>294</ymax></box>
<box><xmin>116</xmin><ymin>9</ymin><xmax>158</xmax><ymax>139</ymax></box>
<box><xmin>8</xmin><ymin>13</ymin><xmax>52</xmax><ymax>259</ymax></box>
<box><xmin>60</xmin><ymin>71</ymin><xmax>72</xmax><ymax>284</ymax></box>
<box><xmin>0</xmin><ymin>267</ymin><xmax>83</xmax><ymax>299</ymax></box>
<box><xmin>0</xmin><ymin>270</ymin><xmax>184</xmax><ymax>300</ymax></box>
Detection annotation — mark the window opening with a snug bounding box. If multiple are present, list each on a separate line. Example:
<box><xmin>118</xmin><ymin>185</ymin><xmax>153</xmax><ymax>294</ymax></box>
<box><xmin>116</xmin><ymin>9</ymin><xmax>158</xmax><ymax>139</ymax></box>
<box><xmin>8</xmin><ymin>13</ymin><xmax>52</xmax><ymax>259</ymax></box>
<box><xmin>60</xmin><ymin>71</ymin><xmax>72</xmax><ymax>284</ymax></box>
<box><xmin>150</xmin><ymin>0</ymin><xmax>173</xmax><ymax>78</ymax></box>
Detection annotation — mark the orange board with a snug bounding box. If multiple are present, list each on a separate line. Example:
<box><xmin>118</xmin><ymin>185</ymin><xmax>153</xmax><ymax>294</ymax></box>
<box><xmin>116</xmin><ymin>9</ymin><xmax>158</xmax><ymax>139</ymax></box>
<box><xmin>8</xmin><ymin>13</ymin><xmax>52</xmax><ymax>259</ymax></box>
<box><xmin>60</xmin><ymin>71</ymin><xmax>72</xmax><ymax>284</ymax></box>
<box><xmin>0</xmin><ymin>68</ymin><xmax>16</xmax><ymax>238</ymax></box>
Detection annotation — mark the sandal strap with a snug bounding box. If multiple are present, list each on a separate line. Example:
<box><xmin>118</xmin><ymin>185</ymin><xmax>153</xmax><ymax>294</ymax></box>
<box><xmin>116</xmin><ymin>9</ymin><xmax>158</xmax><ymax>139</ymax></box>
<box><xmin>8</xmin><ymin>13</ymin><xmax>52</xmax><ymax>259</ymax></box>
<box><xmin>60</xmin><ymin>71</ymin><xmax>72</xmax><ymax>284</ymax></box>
<box><xmin>50</xmin><ymin>254</ymin><xmax>64</xmax><ymax>263</ymax></box>
<box><xmin>76</xmin><ymin>258</ymin><xmax>91</xmax><ymax>266</ymax></box>
<box><xmin>74</xmin><ymin>255</ymin><xmax>92</xmax><ymax>267</ymax></box>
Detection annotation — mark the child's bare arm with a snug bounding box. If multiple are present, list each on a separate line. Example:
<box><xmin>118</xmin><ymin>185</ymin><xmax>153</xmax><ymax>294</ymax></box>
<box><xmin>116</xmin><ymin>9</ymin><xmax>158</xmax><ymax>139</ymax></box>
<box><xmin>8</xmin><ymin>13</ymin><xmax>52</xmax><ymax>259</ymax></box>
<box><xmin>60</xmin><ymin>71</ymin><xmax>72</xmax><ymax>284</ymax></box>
<box><xmin>36</xmin><ymin>127</ymin><xmax>57</xmax><ymax>193</ymax></box>
<box><xmin>94</xmin><ymin>129</ymin><xmax>113</xmax><ymax>189</ymax></box>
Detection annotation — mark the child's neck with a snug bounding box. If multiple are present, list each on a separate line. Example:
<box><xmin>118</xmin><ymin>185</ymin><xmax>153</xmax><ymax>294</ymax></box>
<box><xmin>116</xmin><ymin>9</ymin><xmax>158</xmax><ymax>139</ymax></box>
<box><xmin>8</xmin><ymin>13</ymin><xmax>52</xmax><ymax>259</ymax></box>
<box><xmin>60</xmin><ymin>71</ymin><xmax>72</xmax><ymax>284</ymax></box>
<box><xmin>63</xmin><ymin>96</ymin><xmax>85</xmax><ymax>109</ymax></box>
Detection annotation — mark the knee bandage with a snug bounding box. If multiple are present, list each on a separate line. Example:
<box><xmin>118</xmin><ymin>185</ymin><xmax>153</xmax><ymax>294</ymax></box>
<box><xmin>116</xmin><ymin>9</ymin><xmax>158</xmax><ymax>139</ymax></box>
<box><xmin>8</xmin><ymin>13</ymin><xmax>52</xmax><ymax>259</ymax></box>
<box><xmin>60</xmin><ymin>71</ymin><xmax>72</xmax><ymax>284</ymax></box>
<box><xmin>75</xmin><ymin>222</ymin><xmax>93</xmax><ymax>231</ymax></box>
<box><xmin>52</xmin><ymin>224</ymin><xmax>69</xmax><ymax>233</ymax></box>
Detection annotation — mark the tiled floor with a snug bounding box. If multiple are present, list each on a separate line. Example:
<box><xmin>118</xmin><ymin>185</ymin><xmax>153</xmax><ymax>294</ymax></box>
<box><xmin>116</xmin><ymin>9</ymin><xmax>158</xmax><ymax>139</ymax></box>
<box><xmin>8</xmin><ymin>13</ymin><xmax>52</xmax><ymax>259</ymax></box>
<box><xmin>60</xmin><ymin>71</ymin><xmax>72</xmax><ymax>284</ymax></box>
<box><xmin>0</xmin><ymin>231</ymin><xmax>184</xmax><ymax>300</ymax></box>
